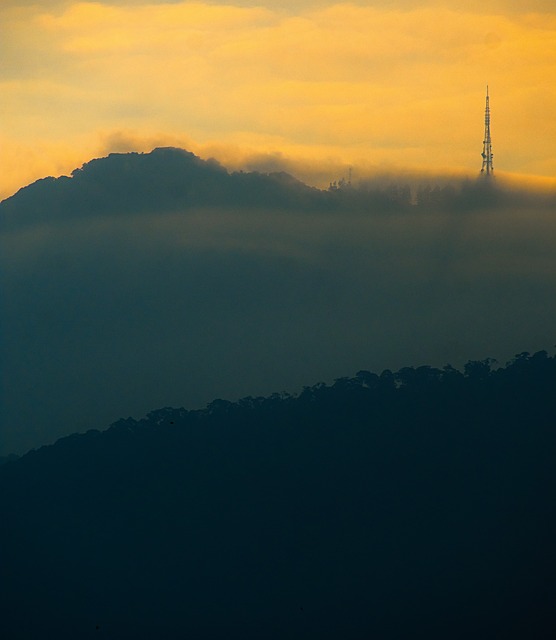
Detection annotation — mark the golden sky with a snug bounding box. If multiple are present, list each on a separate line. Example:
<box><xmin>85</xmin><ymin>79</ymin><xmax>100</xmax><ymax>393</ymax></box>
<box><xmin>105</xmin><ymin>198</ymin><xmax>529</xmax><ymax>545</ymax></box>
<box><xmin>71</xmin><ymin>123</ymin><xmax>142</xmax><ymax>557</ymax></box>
<box><xmin>1</xmin><ymin>0</ymin><xmax>556</xmax><ymax>198</ymax></box>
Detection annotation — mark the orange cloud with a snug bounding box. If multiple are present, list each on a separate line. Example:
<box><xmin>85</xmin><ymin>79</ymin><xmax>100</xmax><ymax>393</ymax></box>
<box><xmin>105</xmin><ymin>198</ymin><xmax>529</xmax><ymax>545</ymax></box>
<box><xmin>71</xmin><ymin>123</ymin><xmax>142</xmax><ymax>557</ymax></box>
<box><xmin>1</xmin><ymin>1</ymin><xmax>555</xmax><ymax>196</ymax></box>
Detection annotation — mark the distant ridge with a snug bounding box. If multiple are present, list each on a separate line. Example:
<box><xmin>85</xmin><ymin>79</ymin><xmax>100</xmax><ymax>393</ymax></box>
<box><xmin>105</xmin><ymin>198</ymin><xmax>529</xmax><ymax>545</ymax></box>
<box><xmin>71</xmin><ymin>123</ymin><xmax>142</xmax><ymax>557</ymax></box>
<box><xmin>0</xmin><ymin>147</ymin><xmax>323</xmax><ymax>226</ymax></box>
<box><xmin>2</xmin><ymin>147</ymin><xmax>541</xmax><ymax>231</ymax></box>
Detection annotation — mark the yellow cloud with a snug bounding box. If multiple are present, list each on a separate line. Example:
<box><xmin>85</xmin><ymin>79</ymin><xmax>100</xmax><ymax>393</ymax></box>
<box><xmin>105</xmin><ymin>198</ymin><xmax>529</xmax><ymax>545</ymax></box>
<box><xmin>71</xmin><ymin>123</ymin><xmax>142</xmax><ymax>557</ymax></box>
<box><xmin>39</xmin><ymin>2</ymin><xmax>274</xmax><ymax>53</ymax></box>
<box><xmin>1</xmin><ymin>1</ymin><xmax>555</xmax><ymax>197</ymax></box>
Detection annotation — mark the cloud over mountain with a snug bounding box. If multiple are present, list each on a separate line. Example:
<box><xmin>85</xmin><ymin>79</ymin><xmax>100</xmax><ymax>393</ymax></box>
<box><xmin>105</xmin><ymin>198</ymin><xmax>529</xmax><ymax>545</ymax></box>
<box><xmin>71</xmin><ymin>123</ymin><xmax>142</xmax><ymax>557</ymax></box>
<box><xmin>2</xmin><ymin>0</ymin><xmax>556</xmax><ymax>200</ymax></box>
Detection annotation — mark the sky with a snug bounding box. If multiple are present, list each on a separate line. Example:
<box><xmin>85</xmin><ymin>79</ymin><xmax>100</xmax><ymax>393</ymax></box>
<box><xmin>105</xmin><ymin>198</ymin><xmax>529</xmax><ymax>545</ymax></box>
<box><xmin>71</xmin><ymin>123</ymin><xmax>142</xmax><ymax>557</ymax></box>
<box><xmin>2</xmin><ymin>0</ymin><xmax>556</xmax><ymax>199</ymax></box>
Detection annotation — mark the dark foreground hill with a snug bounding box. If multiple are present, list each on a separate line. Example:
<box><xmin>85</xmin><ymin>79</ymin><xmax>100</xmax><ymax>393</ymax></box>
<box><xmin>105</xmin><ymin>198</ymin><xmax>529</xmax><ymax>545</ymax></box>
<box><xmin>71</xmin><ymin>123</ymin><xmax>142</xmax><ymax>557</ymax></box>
<box><xmin>1</xmin><ymin>351</ymin><xmax>555</xmax><ymax>639</ymax></box>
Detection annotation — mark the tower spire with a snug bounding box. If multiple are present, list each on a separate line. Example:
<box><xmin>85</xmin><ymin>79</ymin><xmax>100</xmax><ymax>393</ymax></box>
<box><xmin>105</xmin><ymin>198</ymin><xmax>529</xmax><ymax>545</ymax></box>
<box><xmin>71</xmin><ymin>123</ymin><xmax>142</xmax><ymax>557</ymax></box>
<box><xmin>480</xmin><ymin>85</ymin><xmax>494</xmax><ymax>175</ymax></box>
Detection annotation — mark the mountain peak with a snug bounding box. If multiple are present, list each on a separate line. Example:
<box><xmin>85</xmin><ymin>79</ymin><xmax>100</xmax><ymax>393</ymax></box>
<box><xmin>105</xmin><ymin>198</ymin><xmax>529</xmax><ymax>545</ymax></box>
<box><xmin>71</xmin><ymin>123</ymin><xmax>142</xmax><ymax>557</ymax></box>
<box><xmin>0</xmin><ymin>147</ymin><xmax>319</xmax><ymax>228</ymax></box>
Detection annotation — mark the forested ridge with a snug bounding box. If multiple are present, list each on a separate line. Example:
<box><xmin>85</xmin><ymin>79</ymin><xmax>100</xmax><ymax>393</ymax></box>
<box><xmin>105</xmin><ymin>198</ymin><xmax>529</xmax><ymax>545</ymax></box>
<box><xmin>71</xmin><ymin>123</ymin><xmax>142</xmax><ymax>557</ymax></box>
<box><xmin>1</xmin><ymin>350</ymin><xmax>555</xmax><ymax>638</ymax></box>
<box><xmin>3</xmin><ymin>147</ymin><xmax>551</xmax><ymax>229</ymax></box>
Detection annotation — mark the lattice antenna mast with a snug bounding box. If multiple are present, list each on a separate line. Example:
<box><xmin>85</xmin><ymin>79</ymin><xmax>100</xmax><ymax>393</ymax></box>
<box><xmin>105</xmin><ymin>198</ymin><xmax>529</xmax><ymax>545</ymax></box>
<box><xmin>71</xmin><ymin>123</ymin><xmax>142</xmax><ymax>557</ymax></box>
<box><xmin>481</xmin><ymin>85</ymin><xmax>494</xmax><ymax>175</ymax></box>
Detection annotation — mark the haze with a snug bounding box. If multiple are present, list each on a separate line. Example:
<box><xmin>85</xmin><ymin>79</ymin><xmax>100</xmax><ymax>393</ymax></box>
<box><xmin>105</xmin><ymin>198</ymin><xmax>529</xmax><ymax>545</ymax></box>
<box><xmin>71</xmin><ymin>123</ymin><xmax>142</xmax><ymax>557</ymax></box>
<box><xmin>1</xmin><ymin>148</ymin><xmax>555</xmax><ymax>455</ymax></box>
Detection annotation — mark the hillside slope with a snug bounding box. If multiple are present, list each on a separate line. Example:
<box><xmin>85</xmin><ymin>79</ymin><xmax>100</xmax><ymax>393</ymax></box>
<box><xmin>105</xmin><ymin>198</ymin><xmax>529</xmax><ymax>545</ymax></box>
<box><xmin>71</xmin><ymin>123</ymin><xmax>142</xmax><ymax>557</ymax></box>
<box><xmin>1</xmin><ymin>351</ymin><xmax>555</xmax><ymax>639</ymax></box>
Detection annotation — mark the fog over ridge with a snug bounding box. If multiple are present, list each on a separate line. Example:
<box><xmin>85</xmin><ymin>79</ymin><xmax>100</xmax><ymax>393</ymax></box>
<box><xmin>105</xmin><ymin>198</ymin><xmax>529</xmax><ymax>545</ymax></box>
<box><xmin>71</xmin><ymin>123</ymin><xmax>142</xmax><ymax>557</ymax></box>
<box><xmin>1</xmin><ymin>147</ymin><xmax>555</xmax><ymax>455</ymax></box>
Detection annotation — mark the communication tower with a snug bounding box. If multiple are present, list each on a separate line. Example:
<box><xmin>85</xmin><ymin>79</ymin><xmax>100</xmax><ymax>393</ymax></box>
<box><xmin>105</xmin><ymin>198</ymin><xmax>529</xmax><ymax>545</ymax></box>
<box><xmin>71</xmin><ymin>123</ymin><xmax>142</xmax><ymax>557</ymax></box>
<box><xmin>481</xmin><ymin>86</ymin><xmax>494</xmax><ymax>175</ymax></box>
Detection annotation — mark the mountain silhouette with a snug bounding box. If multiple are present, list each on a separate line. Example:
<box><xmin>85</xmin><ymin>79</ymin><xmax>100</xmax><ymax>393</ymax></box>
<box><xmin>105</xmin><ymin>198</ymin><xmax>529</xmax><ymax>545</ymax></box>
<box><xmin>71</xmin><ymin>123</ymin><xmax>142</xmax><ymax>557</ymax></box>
<box><xmin>1</xmin><ymin>351</ymin><xmax>555</xmax><ymax>639</ymax></box>
<box><xmin>1</xmin><ymin>146</ymin><xmax>517</xmax><ymax>231</ymax></box>
<box><xmin>0</xmin><ymin>147</ymin><xmax>325</xmax><ymax>227</ymax></box>
<box><xmin>3</xmin><ymin>147</ymin><xmax>555</xmax><ymax>229</ymax></box>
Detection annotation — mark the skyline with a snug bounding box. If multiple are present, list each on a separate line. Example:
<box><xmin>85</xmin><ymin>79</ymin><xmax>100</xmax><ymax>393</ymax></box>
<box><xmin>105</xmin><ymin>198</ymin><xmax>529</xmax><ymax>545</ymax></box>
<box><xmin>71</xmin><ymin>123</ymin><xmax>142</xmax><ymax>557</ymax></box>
<box><xmin>2</xmin><ymin>0</ymin><xmax>556</xmax><ymax>199</ymax></box>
